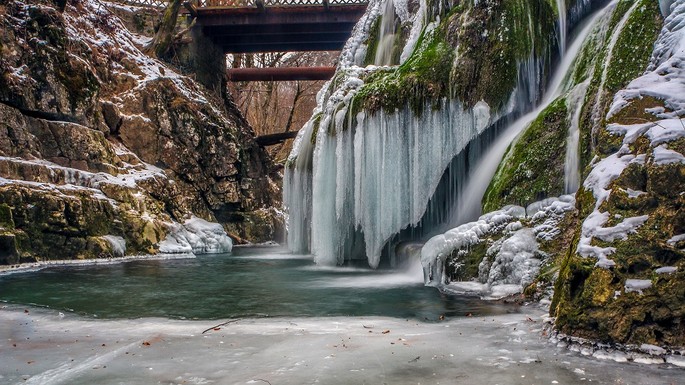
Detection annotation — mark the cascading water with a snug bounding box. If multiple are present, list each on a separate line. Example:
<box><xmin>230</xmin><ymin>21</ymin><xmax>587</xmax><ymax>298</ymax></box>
<box><xmin>449</xmin><ymin>3</ymin><xmax>613</xmax><ymax>227</ymax></box>
<box><xmin>563</xmin><ymin>80</ymin><xmax>589</xmax><ymax>194</ymax></box>
<box><xmin>285</xmin><ymin>0</ymin><xmax>602</xmax><ymax>268</ymax></box>
<box><xmin>557</xmin><ymin>0</ymin><xmax>568</xmax><ymax>54</ymax></box>
<box><xmin>424</xmin><ymin>1</ymin><xmax>619</xmax><ymax>286</ymax></box>
<box><xmin>374</xmin><ymin>0</ymin><xmax>398</xmax><ymax>66</ymax></box>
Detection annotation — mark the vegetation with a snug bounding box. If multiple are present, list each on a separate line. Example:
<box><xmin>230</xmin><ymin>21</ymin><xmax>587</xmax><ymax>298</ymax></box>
<box><xmin>482</xmin><ymin>98</ymin><xmax>569</xmax><ymax>212</ymax></box>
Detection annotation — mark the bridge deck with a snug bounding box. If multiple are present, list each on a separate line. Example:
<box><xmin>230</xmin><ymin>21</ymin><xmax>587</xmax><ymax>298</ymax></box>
<box><xmin>196</xmin><ymin>4</ymin><xmax>367</xmax><ymax>53</ymax></box>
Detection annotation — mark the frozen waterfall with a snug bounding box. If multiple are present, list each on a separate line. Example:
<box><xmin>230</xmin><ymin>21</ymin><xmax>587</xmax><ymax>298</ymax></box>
<box><xmin>284</xmin><ymin>0</ymin><xmax>600</xmax><ymax>268</ymax></box>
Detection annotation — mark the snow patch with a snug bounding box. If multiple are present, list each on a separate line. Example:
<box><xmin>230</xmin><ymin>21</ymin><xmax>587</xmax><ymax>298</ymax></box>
<box><xmin>159</xmin><ymin>217</ymin><xmax>233</xmax><ymax>255</ymax></box>
<box><xmin>624</xmin><ymin>279</ymin><xmax>652</xmax><ymax>294</ymax></box>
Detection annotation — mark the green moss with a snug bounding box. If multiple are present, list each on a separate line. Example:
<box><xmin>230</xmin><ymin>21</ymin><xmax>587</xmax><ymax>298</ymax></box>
<box><xmin>604</xmin><ymin>0</ymin><xmax>662</xmax><ymax>95</ymax></box>
<box><xmin>353</xmin><ymin>30</ymin><xmax>454</xmax><ymax>115</ymax></box>
<box><xmin>447</xmin><ymin>241</ymin><xmax>489</xmax><ymax>282</ymax></box>
<box><xmin>354</xmin><ymin>0</ymin><xmax>557</xmax><ymax>116</ymax></box>
<box><xmin>310</xmin><ymin>113</ymin><xmax>322</xmax><ymax>145</ymax></box>
<box><xmin>483</xmin><ymin>98</ymin><xmax>568</xmax><ymax>212</ymax></box>
<box><xmin>451</xmin><ymin>0</ymin><xmax>556</xmax><ymax>109</ymax></box>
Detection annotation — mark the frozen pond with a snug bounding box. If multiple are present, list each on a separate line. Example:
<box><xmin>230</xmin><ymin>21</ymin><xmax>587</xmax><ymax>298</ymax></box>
<box><xmin>1</xmin><ymin>247</ymin><xmax>683</xmax><ymax>384</ymax></box>
<box><xmin>2</xmin><ymin>306</ymin><xmax>683</xmax><ymax>384</ymax></box>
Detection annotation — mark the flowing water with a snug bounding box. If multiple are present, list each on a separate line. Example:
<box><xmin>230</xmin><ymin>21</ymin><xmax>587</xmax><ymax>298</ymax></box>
<box><xmin>449</xmin><ymin>2</ymin><xmax>614</xmax><ymax>227</ymax></box>
<box><xmin>374</xmin><ymin>0</ymin><xmax>397</xmax><ymax>66</ymax></box>
<box><xmin>0</xmin><ymin>247</ymin><xmax>517</xmax><ymax>320</ymax></box>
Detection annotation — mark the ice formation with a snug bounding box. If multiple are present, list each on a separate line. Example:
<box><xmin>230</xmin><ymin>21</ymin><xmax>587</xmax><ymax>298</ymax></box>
<box><xmin>422</xmin><ymin>196</ymin><xmax>576</xmax><ymax>299</ymax></box>
<box><xmin>159</xmin><ymin>217</ymin><xmax>233</xmax><ymax>254</ymax></box>
<box><xmin>284</xmin><ymin>0</ymin><xmax>586</xmax><ymax>267</ymax></box>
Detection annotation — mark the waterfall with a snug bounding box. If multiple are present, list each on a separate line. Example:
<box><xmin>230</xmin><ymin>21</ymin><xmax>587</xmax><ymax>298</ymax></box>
<box><xmin>374</xmin><ymin>0</ymin><xmax>398</xmax><ymax>66</ymax></box>
<box><xmin>557</xmin><ymin>0</ymin><xmax>567</xmax><ymax>54</ymax></box>
<box><xmin>284</xmin><ymin>0</ymin><xmax>609</xmax><ymax>268</ymax></box>
<box><xmin>449</xmin><ymin>4</ymin><xmax>614</xmax><ymax>227</ymax></box>
<box><xmin>564</xmin><ymin>81</ymin><xmax>590</xmax><ymax>194</ymax></box>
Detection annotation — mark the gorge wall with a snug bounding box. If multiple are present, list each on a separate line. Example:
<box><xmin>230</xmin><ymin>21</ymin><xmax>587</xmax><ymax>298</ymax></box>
<box><xmin>0</xmin><ymin>0</ymin><xmax>283</xmax><ymax>264</ymax></box>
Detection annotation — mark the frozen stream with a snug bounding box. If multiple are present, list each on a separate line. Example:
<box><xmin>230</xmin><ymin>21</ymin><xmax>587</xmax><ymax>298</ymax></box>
<box><xmin>1</xmin><ymin>248</ymin><xmax>682</xmax><ymax>384</ymax></box>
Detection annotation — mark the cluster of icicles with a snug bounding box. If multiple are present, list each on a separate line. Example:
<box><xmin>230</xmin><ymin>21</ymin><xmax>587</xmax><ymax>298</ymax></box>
<box><xmin>284</xmin><ymin>0</ymin><xmax>597</xmax><ymax>269</ymax></box>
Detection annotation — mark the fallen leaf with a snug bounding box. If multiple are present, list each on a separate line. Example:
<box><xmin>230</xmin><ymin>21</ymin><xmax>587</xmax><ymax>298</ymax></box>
<box><xmin>142</xmin><ymin>341</ymin><xmax>151</xmax><ymax>346</ymax></box>
<box><xmin>382</xmin><ymin>330</ymin><xmax>390</xmax><ymax>334</ymax></box>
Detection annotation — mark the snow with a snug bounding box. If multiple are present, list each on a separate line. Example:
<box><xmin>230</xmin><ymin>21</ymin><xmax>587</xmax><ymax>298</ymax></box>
<box><xmin>576</xmin><ymin>0</ymin><xmax>685</xmax><ymax>270</ymax></box>
<box><xmin>483</xmin><ymin>228</ymin><xmax>541</xmax><ymax>288</ymax></box>
<box><xmin>655</xmin><ymin>266</ymin><xmax>678</xmax><ymax>274</ymax></box>
<box><xmin>641</xmin><ymin>344</ymin><xmax>667</xmax><ymax>355</ymax></box>
<box><xmin>667</xmin><ymin>233</ymin><xmax>685</xmax><ymax>244</ymax></box>
<box><xmin>609</xmin><ymin>0</ymin><xmax>685</xmax><ymax>120</ymax></box>
<box><xmin>593</xmin><ymin>215</ymin><xmax>649</xmax><ymax>242</ymax></box>
<box><xmin>653</xmin><ymin>144</ymin><xmax>685</xmax><ymax>165</ymax></box>
<box><xmin>624</xmin><ymin>279</ymin><xmax>653</xmax><ymax>294</ymax></box>
<box><xmin>2</xmin><ymin>306</ymin><xmax>682</xmax><ymax>385</ymax></box>
<box><xmin>624</xmin><ymin>188</ymin><xmax>647</xmax><ymax>198</ymax></box>
<box><xmin>158</xmin><ymin>217</ymin><xmax>233</xmax><ymax>255</ymax></box>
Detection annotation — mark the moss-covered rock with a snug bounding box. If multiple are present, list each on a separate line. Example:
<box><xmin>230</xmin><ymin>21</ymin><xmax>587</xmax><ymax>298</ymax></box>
<box><xmin>0</xmin><ymin>0</ymin><xmax>284</xmax><ymax>262</ymax></box>
<box><xmin>353</xmin><ymin>0</ymin><xmax>557</xmax><ymax>116</ymax></box>
<box><xmin>483</xmin><ymin>98</ymin><xmax>569</xmax><ymax>212</ymax></box>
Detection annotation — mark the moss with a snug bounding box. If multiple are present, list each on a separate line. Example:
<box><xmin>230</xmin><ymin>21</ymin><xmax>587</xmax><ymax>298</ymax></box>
<box><xmin>354</xmin><ymin>0</ymin><xmax>557</xmax><ymax>115</ymax></box>
<box><xmin>604</xmin><ymin>0</ymin><xmax>662</xmax><ymax>95</ymax></box>
<box><xmin>483</xmin><ymin>98</ymin><xmax>568</xmax><ymax>212</ymax></box>
<box><xmin>310</xmin><ymin>113</ymin><xmax>322</xmax><ymax>145</ymax></box>
<box><xmin>451</xmin><ymin>0</ymin><xmax>556</xmax><ymax>109</ymax></box>
<box><xmin>446</xmin><ymin>240</ymin><xmax>490</xmax><ymax>282</ymax></box>
<box><xmin>354</xmin><ymin>30</ymin><xmax>454</xmax><ymax>115</ymax></box>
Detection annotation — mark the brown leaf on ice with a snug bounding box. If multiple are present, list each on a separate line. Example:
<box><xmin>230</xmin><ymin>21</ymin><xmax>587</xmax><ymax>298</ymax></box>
<box><xmin>382</xmin><ymin>330</ymin><xmax>390</xmax><ymax>334</ymax></box>
<box><xmin>142</xmin><ymin>341</ymin><xmax>151</xmax><ymax>346</ymax></box>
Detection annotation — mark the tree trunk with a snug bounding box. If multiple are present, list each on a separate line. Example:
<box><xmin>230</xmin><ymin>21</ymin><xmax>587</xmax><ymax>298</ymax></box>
<box><xmin>146</xmin><ymin>0</ymin><xmax>183</xmax><ymax>59</ymax></box>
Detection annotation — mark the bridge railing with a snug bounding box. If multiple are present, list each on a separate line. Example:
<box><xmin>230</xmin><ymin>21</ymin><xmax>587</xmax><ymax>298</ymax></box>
<box><xmin>199</xmin><ymin>0</ymin><xmax>368</xmax><ymax>6</ymax></box>
<box><xmin>115</xmin><ymin>0</ymin><xmax>367</xmax><ymax>9</ymax></box>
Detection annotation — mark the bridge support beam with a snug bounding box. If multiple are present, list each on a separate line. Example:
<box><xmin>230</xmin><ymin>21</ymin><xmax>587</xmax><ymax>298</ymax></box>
<box><xmin>227</xmin><ymin>66</ymin><xmax>336</xmax><ymax>82</ymax></box>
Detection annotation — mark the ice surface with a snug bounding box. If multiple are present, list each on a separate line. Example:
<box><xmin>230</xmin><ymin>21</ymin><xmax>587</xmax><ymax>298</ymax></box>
<box><xmin>2</xmin><ymin>306</ymin><xmax>683</xmax><ymax>385</ymax></box>
<box><xmin>158</xmin><ymin>217</ymin><xmax>233</xmax><ymax>255</ymax></box>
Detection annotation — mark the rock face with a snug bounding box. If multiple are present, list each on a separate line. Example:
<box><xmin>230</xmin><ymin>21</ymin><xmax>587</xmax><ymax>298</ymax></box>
<box><xmin>0</xmin><ymin>0</ymin><xmax>283</xmax><ymax>263</ymax></box>
<box><xmin>551</xmin><ymin>0</ymin><xmax>684</xmax><ymax>347</ymax></box>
